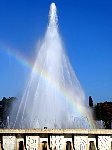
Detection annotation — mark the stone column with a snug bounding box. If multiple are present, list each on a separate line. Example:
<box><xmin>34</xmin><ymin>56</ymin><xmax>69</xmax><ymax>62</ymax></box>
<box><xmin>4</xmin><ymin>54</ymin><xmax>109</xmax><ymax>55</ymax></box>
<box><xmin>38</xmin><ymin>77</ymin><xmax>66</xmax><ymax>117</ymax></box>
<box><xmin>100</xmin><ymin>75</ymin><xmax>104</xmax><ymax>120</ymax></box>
<box><xmin>26</xmin><ymin>136</ymin><xmax>39</xmax><ymax>150</ymax></box>
<box><xmin>74</xmin><ymin>135</ymin><xmax>88</xmax><ymax>150</ymax></box>
<box><xmin>50</xmin><ymin>135</ymin><xmax>65</xmax><ymax>150</ymax></box>
<box><xmin>3</xmin><ymin>136</ymin><xmax>16</xmax><ymax>150</ymax></box>
<box><xmin>98</xmin><ymin>136</ymin><xmax>111</xmax><ymax>150</ymax></box>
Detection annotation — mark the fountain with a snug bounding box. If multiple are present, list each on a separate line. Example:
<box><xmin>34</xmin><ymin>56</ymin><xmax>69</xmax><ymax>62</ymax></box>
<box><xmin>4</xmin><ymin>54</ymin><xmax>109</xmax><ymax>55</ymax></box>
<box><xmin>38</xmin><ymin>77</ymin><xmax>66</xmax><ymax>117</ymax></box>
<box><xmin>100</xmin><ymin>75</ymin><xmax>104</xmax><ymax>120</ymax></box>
<box><xmin>10</xmin><ymin>3</ymin><xmax>95</xmax><ymax>129</ymax></box>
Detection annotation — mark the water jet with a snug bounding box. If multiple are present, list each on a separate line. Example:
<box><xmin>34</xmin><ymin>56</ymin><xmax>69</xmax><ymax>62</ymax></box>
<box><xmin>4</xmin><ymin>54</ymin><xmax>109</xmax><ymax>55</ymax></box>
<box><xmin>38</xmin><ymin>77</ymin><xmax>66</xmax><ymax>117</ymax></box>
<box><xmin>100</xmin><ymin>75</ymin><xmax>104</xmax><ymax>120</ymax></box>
<box><xmin>10</xmin><ymin>3</ymin><xmax>95</xmax><ymax>129</ymax></box>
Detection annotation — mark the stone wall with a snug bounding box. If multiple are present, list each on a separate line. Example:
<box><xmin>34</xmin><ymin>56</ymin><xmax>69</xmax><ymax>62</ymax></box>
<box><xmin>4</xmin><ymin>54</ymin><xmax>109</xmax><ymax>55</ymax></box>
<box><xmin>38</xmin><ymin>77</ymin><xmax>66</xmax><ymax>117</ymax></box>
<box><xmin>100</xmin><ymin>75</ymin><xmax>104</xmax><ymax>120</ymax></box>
<box><xmin>0</xmin><ymin>129</ymin><xmax>111</xmax><ymax>150</ymax></box>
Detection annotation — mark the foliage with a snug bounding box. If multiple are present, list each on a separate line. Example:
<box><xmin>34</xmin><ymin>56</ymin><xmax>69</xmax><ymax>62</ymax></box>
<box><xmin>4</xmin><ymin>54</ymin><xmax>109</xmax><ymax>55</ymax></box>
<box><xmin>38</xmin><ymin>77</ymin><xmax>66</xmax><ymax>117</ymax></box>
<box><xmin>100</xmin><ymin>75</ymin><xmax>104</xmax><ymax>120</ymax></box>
<box><xmin>89</xmin><ymin>96</ymin><xmax>93</xmax><ymax>107</ymax></box>
<box><xmin>94</xmin><ymin>101</ymin><xmax>112</xmax><ymax>129</ymax></box>
<box><xmin>0</xmin><ymin>97</ymin><xmax>16</xmax><ymax>123</ymax></box>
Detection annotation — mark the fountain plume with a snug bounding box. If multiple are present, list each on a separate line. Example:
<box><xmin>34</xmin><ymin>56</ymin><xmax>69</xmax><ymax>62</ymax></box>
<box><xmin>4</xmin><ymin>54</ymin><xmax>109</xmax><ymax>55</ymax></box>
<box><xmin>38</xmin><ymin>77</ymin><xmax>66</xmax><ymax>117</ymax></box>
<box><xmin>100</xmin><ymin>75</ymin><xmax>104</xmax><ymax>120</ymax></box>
<box><xmin>49</xmin><ymin>3</ymin><xmax>58</xmax><ymax>25</ymax></box>
<box><xmin>10</xmin><ymin>3</ymin><xmax>95</xmax><ymax>129</ymax></box>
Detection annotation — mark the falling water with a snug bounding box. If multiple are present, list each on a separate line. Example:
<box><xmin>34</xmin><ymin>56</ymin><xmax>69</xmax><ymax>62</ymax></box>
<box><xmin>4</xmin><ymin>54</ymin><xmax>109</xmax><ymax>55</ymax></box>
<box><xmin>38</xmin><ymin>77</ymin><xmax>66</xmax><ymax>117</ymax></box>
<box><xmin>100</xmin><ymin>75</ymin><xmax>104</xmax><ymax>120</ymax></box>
<box><xmin>10</xmin><ymin>3</ymin><xmax>95</xmax><ymax>129</ymax></box>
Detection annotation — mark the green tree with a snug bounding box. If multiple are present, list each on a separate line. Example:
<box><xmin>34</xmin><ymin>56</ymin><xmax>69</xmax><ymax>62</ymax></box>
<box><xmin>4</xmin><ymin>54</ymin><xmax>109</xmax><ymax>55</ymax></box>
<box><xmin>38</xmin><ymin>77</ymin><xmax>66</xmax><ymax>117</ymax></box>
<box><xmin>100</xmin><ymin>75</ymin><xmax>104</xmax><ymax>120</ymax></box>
<box><xmin>94</xmin><ymin>102</ymin><xmax>112</xmax><ymax>129</ymax></box>
<box><xmin>89</xmin><ymin>96</ymin><xmax>93</xmax><ymax>107</ymax></box>
<box><xmin>0</xmin><ymin>97</ymin><xmax>16</xmax><ymax>125</ymax></box>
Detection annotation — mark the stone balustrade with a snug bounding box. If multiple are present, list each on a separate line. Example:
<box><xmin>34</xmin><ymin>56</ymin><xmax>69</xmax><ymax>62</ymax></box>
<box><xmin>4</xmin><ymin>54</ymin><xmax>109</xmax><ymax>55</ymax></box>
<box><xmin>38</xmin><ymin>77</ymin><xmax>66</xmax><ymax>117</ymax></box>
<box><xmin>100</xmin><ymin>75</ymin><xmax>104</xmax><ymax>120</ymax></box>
<box><xmin>0</xmin><ymin>129</ymin><xmax>111</xmax><ymax>150</ymax></box>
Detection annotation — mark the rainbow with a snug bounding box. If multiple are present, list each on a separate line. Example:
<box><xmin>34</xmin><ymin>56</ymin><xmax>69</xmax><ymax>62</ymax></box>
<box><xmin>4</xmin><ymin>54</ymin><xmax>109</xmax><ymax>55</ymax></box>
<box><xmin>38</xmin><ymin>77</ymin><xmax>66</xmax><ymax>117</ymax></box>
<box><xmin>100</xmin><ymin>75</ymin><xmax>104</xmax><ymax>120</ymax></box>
<box><xmin>0</xmin><ymin>44</ymin><xmax>96</xmax><ymax>128</ymax></box>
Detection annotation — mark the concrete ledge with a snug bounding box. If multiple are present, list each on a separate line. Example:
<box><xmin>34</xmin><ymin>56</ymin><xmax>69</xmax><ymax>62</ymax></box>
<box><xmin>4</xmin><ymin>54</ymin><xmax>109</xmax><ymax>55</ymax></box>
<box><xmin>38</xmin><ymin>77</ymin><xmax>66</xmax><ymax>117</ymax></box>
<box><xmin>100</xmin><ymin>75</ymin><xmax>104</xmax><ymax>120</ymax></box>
<box><xmin>0</xmin><ymin>129</ymin><xmax>111</xmax><ymax>134</ymax></box>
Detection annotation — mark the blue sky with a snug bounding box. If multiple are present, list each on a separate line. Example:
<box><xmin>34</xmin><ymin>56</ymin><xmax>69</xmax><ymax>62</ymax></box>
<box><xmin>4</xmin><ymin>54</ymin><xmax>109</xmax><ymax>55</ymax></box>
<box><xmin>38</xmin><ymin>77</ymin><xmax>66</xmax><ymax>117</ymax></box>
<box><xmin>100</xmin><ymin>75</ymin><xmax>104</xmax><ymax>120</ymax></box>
<box><xmin>0</xmin><ymin>0</ymin><xmax>112</xmax><ymax>103</ymax></box>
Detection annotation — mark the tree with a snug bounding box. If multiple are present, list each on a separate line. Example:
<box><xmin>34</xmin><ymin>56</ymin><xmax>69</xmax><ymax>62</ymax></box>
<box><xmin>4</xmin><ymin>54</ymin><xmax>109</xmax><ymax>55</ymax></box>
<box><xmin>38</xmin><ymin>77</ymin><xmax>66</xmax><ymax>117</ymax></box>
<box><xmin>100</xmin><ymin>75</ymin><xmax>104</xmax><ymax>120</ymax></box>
<box><xmin>94</xmin><ymin>102</ymin><xmax>112</xmax><ymax>129</ymax></box>
<box><xmin>89</xmin><ymin>96</ymin><xmax>93</xmax><ymax>107</ymax></box>
<box><xmin>0</xmin><ymin>97</ymin><xmax>16</xmax><ymax>126</ymax></box>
